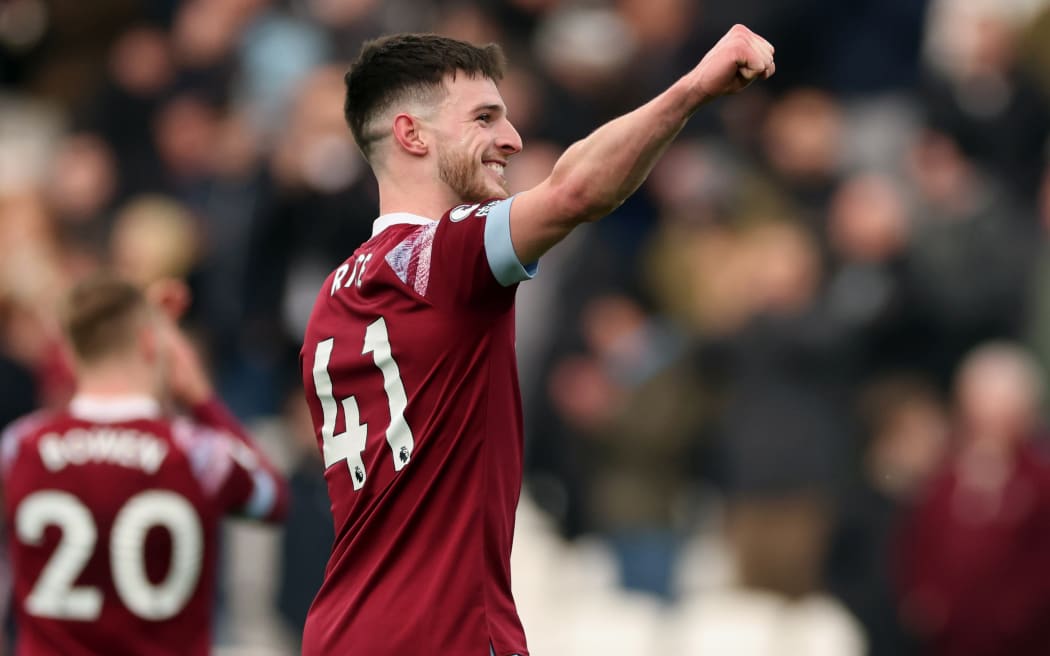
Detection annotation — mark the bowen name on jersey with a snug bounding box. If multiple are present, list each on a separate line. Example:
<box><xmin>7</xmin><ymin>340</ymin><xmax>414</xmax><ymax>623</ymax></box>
<box><xmin>37</xmin><ymin>429</ymin><xmax>169</xmax><ymax>474</ymax></box>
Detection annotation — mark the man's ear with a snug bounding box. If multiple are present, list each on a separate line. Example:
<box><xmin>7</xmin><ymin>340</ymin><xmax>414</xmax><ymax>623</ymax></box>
<box><xmin>392</xmin><ymin>113</ymin><xmax>429</xmax><ymax>157</ymax></box>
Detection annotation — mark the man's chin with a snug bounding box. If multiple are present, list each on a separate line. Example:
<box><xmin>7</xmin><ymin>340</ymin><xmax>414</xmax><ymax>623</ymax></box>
<box><xmin>485</xmin><ymin>179</ymin><xmax>510</xmax><ymax>200</ymax></box>
<box><xmin>481</xmin><ymin>168</ymin><xmax>511</xmax><ymax>199</ymax></box>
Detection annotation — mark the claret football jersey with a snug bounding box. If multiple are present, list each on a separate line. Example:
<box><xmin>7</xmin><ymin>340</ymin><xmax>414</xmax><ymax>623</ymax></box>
<box><xmin>1</xmin><ymin>396</ymin><xmax>286</xmax><ymax>656</ymax></box>
<box><xmin>300</xmin><ymin>197</ymin><xmax>535</xmax><ymax>655</ymax></box>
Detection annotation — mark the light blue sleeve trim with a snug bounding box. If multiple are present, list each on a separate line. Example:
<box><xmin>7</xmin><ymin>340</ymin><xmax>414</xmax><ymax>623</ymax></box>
<box><xmin>244</xmin><ymin>469</ymin><xmax>277</xmax><ymax>518</ymax></box>
<box><xmin>484</xmin><ymin>195</ymin><xmax>538</xmax><ymax>287</ymax></box>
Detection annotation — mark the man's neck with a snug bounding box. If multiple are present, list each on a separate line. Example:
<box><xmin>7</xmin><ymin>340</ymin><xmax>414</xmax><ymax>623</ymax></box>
<box><xmin>76</xmin><ymin>363</ymin><xmax>156</xmax><ymax>400</ymax></box>
<box><xmin>377</xmin><ymin>173</ymin><xmax>459</xmax><ymax>219</ymax></box>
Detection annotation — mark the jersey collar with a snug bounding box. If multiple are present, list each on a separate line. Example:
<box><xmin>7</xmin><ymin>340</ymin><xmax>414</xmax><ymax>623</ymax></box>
<box><xmin>69</xmin><ymin>395</ymin><xmax>162</xmax><ymax>422</ymax></box>
<box><xmin>372</xmin><ymin>212</ymin><xmax>436</xmax><ymax>237</ymax></box>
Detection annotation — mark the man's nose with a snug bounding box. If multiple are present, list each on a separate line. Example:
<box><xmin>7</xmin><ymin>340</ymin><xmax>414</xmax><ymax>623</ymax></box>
<box><xmin>498</xmin><ymin>121</ymin><xmax>522</xmax><ymax>155</ymax></box>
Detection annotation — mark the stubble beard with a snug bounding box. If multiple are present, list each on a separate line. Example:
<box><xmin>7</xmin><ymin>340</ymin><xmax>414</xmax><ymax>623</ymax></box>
<box><xmin>438</xmin><ymin>146</ymin><xmax>506</xmax><ymax>203</ymax></box>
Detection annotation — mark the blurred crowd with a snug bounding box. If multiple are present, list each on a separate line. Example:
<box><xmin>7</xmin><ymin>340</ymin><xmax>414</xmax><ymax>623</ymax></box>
<box><xmin>3</xmin><ymin>0</ymin><xmax>1050</xmax><ymax>654</ymax></box>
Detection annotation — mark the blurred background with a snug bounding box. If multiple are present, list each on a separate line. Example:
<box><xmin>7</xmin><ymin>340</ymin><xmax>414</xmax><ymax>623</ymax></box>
<box><xmin>3</xmin><ymin>0</ymin><xmax>1050</xmax><ymax>654</ymax></box>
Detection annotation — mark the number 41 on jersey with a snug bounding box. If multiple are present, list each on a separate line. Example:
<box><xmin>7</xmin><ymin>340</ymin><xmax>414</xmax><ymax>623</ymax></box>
<box><xmin>311</xmin><ymin>317</ymin><xmax>414</xmax><ymax>490</ymax></box>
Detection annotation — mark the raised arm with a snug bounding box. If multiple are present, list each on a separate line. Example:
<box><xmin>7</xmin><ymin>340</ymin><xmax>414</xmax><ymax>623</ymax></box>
<box><xmin>163</xmin><ymin>318</ymin><xmax>289</xmax><ymax>522</ymax></box>
<box><xmin>509</xmin><ymin>24</ymin><xmax>775</xmax><ymax>263</ymax></box>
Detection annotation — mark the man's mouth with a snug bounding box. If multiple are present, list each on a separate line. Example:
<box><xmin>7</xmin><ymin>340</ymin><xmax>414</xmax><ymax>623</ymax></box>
<box><xmin>483</xmin><ymin>161</ymin><xmax>506</xmax><ymax>176</ymax></box>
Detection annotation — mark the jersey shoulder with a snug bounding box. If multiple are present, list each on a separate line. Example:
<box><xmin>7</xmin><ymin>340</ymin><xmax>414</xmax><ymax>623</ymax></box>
<box><xmin>2</xmin><ymin>409</ymin><xmax>61</xmax><ymax>477</ymax></box>
<box><xmin>307</xmin><ymin>197</ymin><xmax>534</xmax><ymax>327</ymax></box>
<box><xmin>439</xmin><ymin>197</ymin><xmax>537</xmax><ymax>289</ymax></box>
<box><xmin>383</xmin><ymin>197</ymin><xmax>533</xmax><ymax>304</ymax></box>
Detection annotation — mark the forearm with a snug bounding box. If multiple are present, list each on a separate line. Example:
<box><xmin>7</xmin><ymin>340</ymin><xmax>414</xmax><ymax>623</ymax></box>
<box><xmin>508</xmin><ymin>24</ymin><xmax>773</xmax><ymax>264</ymax></box>
<box><xmin>549</xmin><ymin>79</ymin><xmax>709</xmax><ymax>222</ymax></box>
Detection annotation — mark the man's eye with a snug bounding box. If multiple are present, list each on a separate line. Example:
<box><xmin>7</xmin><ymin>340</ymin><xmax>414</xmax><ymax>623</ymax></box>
<box><xmin>476</xmin><ymin>113</ymin><xmax>491</xmax><ymax>123</ymax></box>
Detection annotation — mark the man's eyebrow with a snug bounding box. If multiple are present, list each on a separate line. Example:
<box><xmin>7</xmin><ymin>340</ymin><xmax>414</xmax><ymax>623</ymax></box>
<box><xmin>469</xmin><ymin>103</ymin><xmax>505</xmax><ymax>115</ymax></box>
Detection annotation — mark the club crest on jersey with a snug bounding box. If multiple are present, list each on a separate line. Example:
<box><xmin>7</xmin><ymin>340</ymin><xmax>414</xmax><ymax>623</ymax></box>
<box><xmin>449</xmin><ymin>204</ymin><xmax>479</xmax><ymax>222</ymax></box>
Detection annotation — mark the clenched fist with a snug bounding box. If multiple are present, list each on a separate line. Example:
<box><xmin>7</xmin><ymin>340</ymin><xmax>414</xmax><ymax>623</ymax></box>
<box><xmin>690</xmin><ymin>24</ymin><xmax>775</xmax><ymax>100</ymax></box>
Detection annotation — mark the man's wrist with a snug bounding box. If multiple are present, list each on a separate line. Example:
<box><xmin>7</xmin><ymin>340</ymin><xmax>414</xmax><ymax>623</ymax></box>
<box><xmin>667</xmin><ymin>77</ymin><xmax>713</xmax><ymax>120</ymax></box>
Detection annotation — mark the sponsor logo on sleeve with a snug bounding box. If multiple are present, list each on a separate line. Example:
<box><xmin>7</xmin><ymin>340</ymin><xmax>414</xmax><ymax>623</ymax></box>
<box><xmin>476</xmin><ymin>200</ymin><xmax>499</xmax><ymax>217</ymax></box>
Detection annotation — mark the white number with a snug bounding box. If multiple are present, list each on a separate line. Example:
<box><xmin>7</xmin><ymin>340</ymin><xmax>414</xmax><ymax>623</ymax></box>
<box><xmin>15</xmin><ymin>490</ymin><xmax>204</xmax><ymax>621</ymax></box>
<box><xmin>313</xmin><ymin>338</ymin><xmax>369</xmax><ymax>489</ymax></box>
<box><xmin>363</xmin><ymin>318</ymin><xmax>414</xmax><ymax>471</ymax></box>
<box><xmin>17</xmin><ymin>491</ymin><xmax>101</xmax><ymax>620</ymax></box>
<box><xmin>312</xmin><ymin>317</ymin><xmax>414</xmax><ymax>488</ymax></box>
<box><xmin>111</xmin><ymin>491</ymin><xmax>203</xmax><ymax>620</ymax></box>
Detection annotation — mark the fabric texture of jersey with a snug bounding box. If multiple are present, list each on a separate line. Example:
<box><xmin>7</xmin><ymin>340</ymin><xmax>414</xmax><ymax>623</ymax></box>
<box><xmin>1</xmin><ymin>396</ymin><xmax>286</xmax><ymax>656</ymax></box>
<box><xmin>300</xmin><ymin>197</ymin><xmax>534</xmax><ymax>656</ymax></box>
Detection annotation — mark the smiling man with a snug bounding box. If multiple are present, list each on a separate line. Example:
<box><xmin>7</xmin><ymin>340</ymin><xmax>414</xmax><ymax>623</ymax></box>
<box><xmin>300</xmin><ymin>28</ymin><xmax>775</xmax><ymax>655</ymax></box>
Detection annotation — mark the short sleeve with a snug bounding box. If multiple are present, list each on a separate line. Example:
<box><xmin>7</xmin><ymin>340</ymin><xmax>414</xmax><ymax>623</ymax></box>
<box><xmin>482</xmin><ymin>196</ymin><xmax>537</xmax><ymax>286</ymax></box>
<box><xmin>424</xmin><ymin>196</ymin><xmax>537</xmax><ymax>309</ymax></box>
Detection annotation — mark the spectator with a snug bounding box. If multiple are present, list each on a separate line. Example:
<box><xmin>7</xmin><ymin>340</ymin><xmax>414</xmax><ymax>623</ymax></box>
<box><xmin>824</xmin><ymin>171</ymin><xmax>925</xmax><ymax>379</ymax></box>
<box><xmin>903</xmin><ymin>131</ymin><xmax>1038</xmax><ymax>385</ymax></box>
<box><xmin>826</xmin><ymin>374</ymin><xmax>949</xmax><ymax>656</ymax></box>
<box><xmin>547</xmin><ymin>293</ymin><xmax>710</xmax><ymax>599</ymax></box>
<box><xmin>898</xmin><ymin>342</ymin><xmax>1050</xmax><ymax>656</ymax></box>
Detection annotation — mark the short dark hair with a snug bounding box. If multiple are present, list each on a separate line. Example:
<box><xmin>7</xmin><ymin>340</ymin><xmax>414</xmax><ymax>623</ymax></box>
<box><xmin>62</xmin><ymin>273</ymin><xmax>151</xmax><ymax>364</ymax></box>
<box><xmin>344</xmin><ymin>33</ymin><xmax>506</xmax><ymax>160</ymax></box>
